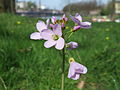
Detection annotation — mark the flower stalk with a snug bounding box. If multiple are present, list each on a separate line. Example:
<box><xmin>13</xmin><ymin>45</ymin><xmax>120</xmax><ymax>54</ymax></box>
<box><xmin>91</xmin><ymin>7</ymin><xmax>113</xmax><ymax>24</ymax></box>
<box><xmin>61</xmin><ymin>47</ymin><xmax>65</xmax><ymax>90</ymax></box>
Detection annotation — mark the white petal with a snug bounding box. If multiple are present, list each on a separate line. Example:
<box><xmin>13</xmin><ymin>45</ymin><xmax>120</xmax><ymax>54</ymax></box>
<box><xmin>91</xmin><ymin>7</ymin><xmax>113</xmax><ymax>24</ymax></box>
<box><xmin>44</xmin><ymin>40</ymin><xmax>56</xmax><ymax>48</ymax></box>
<box><xmin>51</xmin><ymin>16</ymin><xmax>56</xmax><ymax>24</ymax></box>
<box><xmin>53</xmin><ymin>24</ymin><xmax>62</xmax><ymax>36</ymax></box>
<box><xmin>75</xmin><ymin>13</ymin><xmax>82</xmax><ymax>22</ymax></box>
<box><xmin>30</xmin><ymin>32</ymin><xmax>42</xmax><ymax>40</ymax></box>
<box><xmin>41</xmin><ymin>29</ymin><xmax>54</xmax><ymax>40</ymax></box>
<box><xmin>36</xmin><ymin>21</ymin><xmax>47</xmax><ymax>32</ymax></box>
<box><xmin>55</xmin><ymin>37</ymin><xmax>65</xmax><ymax>50</ymax></box>
<box><xmin>68</xmin><ymin>64</ymin><xmax>75</xmax><ymax>78</ymax></box>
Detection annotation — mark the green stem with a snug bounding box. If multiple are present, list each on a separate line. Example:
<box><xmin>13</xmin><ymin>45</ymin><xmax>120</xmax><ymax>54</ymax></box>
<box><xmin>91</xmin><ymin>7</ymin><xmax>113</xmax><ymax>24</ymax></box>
<box><xmin>61</xmin><ymin>47</ymin><xmax>65</xmax><ymax>90</ymax></box>
<box><xmin>0</xmin><ymin>76</ymin><xmax>7</xmax><ymax>90</ymax></box>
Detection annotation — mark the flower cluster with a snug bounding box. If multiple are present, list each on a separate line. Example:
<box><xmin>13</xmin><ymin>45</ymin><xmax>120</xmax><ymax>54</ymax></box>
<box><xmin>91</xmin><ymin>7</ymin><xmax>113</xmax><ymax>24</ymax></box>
<box><xmin>30</xmin><ymin>13</ymin><xmax>91</xmax><ymax>80</ymax></box>
<box><xmin>30</xmin><ymin>13</ymin><xmax>91</xmax><ymax>50</ymax></box>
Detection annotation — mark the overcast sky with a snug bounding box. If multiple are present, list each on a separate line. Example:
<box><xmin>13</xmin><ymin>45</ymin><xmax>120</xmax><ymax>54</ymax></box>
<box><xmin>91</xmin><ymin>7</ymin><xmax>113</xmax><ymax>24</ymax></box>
<box><xmin>19</xmin><ymin>0</ymin><xmax>109</xmax><ymax>10</ymax></box>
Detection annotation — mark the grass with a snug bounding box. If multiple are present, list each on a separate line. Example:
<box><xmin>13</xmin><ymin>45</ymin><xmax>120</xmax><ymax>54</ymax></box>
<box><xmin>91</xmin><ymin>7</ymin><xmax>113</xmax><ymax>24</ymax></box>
<box><xmin>0</xmin><ymin>13</ymin><xmax>120</xmax><ymax>90</ymax></box>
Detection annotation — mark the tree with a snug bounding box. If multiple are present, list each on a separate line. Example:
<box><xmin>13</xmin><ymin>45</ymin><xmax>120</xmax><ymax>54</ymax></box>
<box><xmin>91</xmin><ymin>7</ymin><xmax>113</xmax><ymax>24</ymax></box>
<box><xmin>63</xmin><ymin>1</ymin><xmax>99</xmax><ymax>15</ymax></box>
<box><xmin>0</xmin><ymin>0</ymin><xmax>16</xmax><ymax>13</ymax></box>
<box><xmin>27</xmin><ymin>1</ymin><xmax>37</xmax><ymax>11</ymax></box>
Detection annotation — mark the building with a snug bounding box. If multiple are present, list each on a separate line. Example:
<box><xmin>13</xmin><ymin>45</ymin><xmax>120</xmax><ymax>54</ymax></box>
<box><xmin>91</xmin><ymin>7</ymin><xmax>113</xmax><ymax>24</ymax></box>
<box><xmin>115</xmin><ymin>0</ymin><xmax>120</xmax><ymax>14</ymax></box>
<box><xmin>16</xmin><ymin>1</ymin><xmax>28</xmax><ymax>9</ymax></box>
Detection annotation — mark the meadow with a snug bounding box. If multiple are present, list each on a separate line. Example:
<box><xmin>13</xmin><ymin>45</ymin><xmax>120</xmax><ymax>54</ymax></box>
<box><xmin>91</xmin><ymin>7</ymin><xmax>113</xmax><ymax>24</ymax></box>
<box><xmin>0</xmin><ymin>13</ymin><xmax>120</xmax><ymax>90</ymax></box>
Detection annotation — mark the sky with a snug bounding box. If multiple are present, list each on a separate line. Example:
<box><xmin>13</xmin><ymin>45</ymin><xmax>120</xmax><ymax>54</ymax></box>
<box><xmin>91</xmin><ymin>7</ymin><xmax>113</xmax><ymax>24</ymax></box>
<box><xmin>19</xmin><ymin>0</ymin><xmax>109</xmax><ymax>10</ymax></box>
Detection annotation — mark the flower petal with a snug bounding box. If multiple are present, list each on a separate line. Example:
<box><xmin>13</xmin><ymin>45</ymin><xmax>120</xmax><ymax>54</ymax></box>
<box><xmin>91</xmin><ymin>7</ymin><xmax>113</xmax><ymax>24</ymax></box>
<box><xmin>71</xmin><ymin>74</ymin><xmax>80</xmax><ymax>80</ymax></box>
<box><xmin>73</xmin><ymin>25</ymin><xmax>81</xmax><ymax>30</ymax></box>
<box><xmin>36</xmin><ymin>21</ymin><xmax>47</xmax><ymax>32</ymax></box>
<box><xmin>55</xmin><ymin>37</ymin><xmax>65</xmax><ymax>50</ymax></box>
<box><xmin>44</xmin><ymin>40</ymin><xmax>56</xmax><ymax>48</ymax></box>
<box><xmin>68</xmin><ymin>63</ymin><xmax>75</xmax><ymax>78</ymax></box>
<box><xmin>74</xmin><ymin>62</ymin><xmax>87</xmax><ymax>74</ymax></box>
<box><xmin>53</xmin><ymin>24</ymin><xmax>62</xmax><ymax>36</ymax></box>
<box><xmin>70</xmin><ymin>15</ymin><xmax>80</xmax><ymax>25</ymax></box>
<box><xmin>41</xmin><ymin>29</ymin><xmax>54</xmax><ymax>40</ymax></box>
<box><xmin>62</xmin><ymin>14</ymin><xmax>68</xmax><ymax>21</ymax></box>
<box><xmin>30</xmin><ymin>32</ymin><xmax>42</xmax><ymax>40</ymax></box>
<box><xmin>46</xmin><ymin>19</ymin><xmax>50</xmax><ymax>27</ymax></box>
<box><xmin>80</xmin><ymin>22</ymin><xmax>91</xmax><ymax>29</ymax></box>
<box><xmin>51</xmin><ymin>16</ymin><xmax>57</xmax><ymax>24</ymax></box>
<box><xmin>75</xmin><ymin>13</ymin><xmax>82</xmax><ymax>22</ymax></box>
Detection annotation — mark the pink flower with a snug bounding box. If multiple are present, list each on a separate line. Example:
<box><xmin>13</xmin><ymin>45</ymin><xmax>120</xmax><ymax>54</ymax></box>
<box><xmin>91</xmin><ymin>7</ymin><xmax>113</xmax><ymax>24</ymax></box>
<box><xmin>30</xmin><ymin>19</ymin><xmax>49</xmax><ymax>40</ymax></box>
<box><xmin>41</xmin><ymin>24</ymin><xmax>65</xmax><ymax>50</ymax></box>
<box><xmin>68</xmin><ymin>58</ymin><xmax>87</xmax><ymax>80</ymax></box>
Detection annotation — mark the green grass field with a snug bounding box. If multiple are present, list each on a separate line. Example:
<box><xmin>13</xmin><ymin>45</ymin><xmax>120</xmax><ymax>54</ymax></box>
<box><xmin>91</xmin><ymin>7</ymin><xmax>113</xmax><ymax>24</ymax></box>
<box><xmin>0</xmin><ymin>13</ymin><xmax>120</xmax><ymax>90</ymax></box>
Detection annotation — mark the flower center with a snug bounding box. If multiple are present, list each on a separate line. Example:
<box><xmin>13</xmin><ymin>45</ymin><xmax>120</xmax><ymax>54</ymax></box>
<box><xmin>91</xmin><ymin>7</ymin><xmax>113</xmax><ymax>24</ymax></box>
<box><xmin>52</xmin><ymin>35</ymin><xmax>59</xmax><ymax>40</ymax></box>
<box><xmin>69</xmin><ymin>57</ymin><xmax>75</xmax><ymax>63</ymax></box>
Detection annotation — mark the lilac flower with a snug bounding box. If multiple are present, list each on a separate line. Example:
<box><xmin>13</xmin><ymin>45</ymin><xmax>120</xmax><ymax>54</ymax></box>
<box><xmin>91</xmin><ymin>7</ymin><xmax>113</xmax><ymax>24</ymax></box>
<box><xmin>62</xmin><ymin>14</ymin><xmax>68</xmax><ymax>22</ymax></box>
<box><xmin>66</xmin><ymin>42</ymin><xmax>78</xmax><ymax>49</ymax></box>
<box><xmin>50</xmin><ymin>14</ymin><xmax>68</xmax><ymax>28</ymax></box>
<box><xmin>30</xmin><ymin>19</ymin><xmax>49</xmax><ymax>40</ymax></box>
<box><xmin>51</xmin><ymin>16</ymin><xmax>57</xmax><ymax>24</ymax></box>
<box><xmin>41</xmin><ymin>24</ymin><xmax>65</xmax><ymax>50</ymax></box>
<box><xmin>70</xmin><ymin>13</ymin><xmax>91</xmax><ymax>31</ymax></box>
<box><xmin>61</xmin><ymin>14</ymin><xmax>68</xmax><ymax>27</ymax></box>
<box><xmin>68</xmin><ymin>58</ymin><xmax>87</xmax><ymax>80</ymax></box>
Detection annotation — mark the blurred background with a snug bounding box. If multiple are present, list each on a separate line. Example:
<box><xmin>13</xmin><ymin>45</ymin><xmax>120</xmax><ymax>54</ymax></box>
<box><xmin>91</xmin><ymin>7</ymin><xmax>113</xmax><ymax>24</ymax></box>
<box><xmin>0</xmin><ymin>0</ymin><xmax>120</xmax><ymax>21</ymax></box>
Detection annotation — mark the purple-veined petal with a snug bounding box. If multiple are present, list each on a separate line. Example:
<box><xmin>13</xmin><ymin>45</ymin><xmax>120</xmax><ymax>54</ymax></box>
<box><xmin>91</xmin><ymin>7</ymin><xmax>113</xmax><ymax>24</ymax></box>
<box><xmin>41</xmin><ymin>29</ymin><xmax>54</xmax><ymax>40</ymax></box>
<box><xmin>51</xmin><ymin>16</ymin><xmax>57</xmax><ymax>24</ymax></box>
<box><xmin>80</xmin><ymin>22</ymin><xmax>91</xmax><ymax>29</ymax></box>
<box><xmin>74</xmin><ymin>62</ymin><xmax>87</xmax><ymax>74</ymax></box>
<box><xmin>30</xmin><ymin>32</ymin><xmax>42</xmax><ymax>40</ymax></box>
<box><xmin>44</xmin><ymin>40</ymin><xmax>56</xmax><ymax>48</ymax></box>
<box><xmin>75</xmin><ymin>13</ymin><xmax>82</xmax><ymax>22</ymax></box>
<box><xmin>36</xmin><ymin>21</ymin><xmax>47</xmax><ymax>32</ymax></box>
<box><xmin>70</xmin><ymin>15</ymin><xmax>80</xmax><ymax>25</ymax></box>
<box><xmin>53</xmin><ymin>24</ymin><xmax>62</xmax><ymax>36</ymax></box>
<box><xmin>73</xmin><ymin>25</ymin><xmax>81</xmax><ymax>30</ymax></box>
<box><xmin>55</xmin><ymin>37</ymin><xmax>65</xmax><ymax>50</ymax></box>
<box><xmin>72</xmin><ymin>74</ymin><xmax>80</xmax><ymax>80</ymax></box>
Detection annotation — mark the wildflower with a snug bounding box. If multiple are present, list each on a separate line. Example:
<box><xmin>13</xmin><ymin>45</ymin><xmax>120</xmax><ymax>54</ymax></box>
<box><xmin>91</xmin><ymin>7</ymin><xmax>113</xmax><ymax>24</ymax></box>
<box><xmin>50</xmin><ymin>14</ymin><xmax>68</xmax><ymax>28</ymax></box>
<box><xmin>30</xmin><ymin>20</ymin><xmax>49</xmax><ymax>40</ymax></box>
<box><xmin>68</xmin><ymin>58</ymin><xmax>87</xmax><ymax>80</ymax></box>
<box><xmin>41</xmin><ymin>24</ymin><xmax>65</xmax><ymax>50</ymax></box>
<box><xmin>66</xmin><ymin>42</ymin><xmax>78</xmax><ymax>49</ymax></box>
<box><xmin>70</xmin><ymin>13</ymin><xmax>91</xmax><ymax>31</ymax></box>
